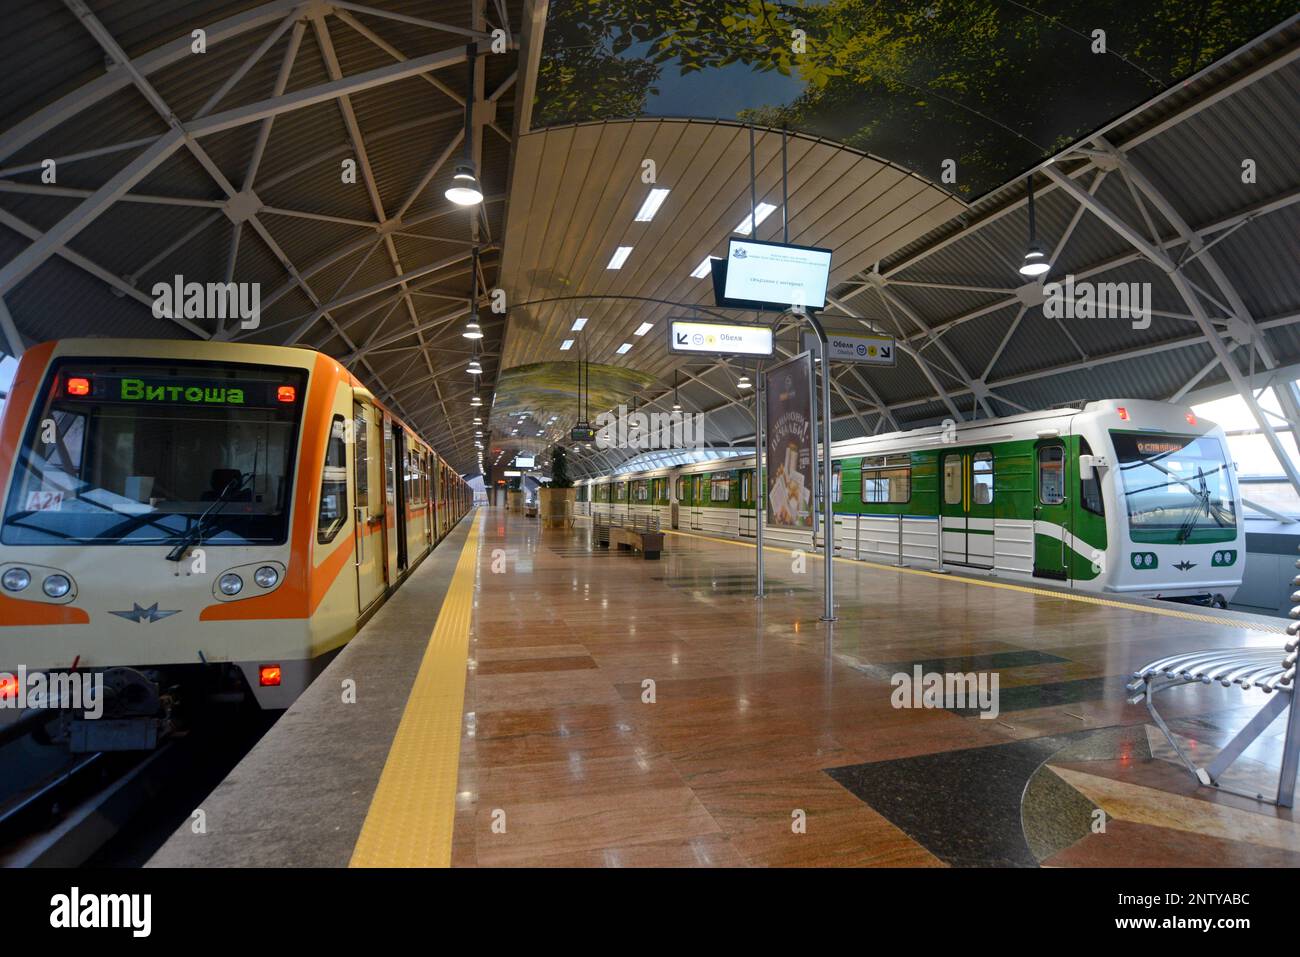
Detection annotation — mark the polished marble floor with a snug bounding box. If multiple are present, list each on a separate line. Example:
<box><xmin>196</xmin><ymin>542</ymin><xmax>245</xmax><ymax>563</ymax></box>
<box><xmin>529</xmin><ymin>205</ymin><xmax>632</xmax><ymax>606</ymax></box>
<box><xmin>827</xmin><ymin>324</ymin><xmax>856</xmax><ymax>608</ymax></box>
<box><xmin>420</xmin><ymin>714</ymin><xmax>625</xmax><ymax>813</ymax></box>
<box><xmin>448</xmin><ymin>509</ymin><xmax>1295</xmax><ymax>867</ymax></box>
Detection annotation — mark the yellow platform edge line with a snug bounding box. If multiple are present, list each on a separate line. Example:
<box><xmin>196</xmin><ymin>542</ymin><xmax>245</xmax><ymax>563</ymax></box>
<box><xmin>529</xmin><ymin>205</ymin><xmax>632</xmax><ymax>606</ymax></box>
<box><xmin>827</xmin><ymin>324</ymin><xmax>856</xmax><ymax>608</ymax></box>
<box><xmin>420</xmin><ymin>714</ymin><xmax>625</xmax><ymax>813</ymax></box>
<box><xmin>349</xmin><ymin>518</ymin><xmax>481</xmax><ymax>868</ymax></box>
<box><xmin>664</xmin><ymin>527</ymin><xmax>1285</xmax><ymax>636</ymax></box>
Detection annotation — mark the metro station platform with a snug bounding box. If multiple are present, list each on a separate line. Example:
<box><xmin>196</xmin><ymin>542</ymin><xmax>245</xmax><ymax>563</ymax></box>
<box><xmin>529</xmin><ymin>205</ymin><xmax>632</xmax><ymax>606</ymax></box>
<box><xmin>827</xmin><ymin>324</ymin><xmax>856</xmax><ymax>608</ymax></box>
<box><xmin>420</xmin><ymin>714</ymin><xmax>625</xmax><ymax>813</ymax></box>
<box><xmin>150</xmin><ymin>508</ymin><xmax>1299</xmax><ymax>869</ymax></box>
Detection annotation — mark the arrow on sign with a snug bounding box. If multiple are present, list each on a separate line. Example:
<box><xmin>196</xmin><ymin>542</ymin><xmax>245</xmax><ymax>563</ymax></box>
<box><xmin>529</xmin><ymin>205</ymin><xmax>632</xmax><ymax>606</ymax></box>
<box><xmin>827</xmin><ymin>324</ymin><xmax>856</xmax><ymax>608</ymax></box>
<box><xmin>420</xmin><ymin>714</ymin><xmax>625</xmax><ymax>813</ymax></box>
<box><xmin>676</xmin><ymin>332</ymin><xmax>688</xmax><ymax>345</ymax></box>
<box><xmin>880</xmin><ymin>346</ymin><xmax>891</xmax><ymax>359</ymax></box>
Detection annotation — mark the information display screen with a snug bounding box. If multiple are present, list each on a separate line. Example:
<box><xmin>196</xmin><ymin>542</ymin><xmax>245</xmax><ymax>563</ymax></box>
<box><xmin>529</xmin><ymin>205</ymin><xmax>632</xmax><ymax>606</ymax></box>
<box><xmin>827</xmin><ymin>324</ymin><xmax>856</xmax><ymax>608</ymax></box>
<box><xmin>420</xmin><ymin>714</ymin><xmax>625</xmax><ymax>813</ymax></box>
<box><xmin>723</xmin><ymin>239</ymin><xmax>831</xmax><ymax>312</ymax></box>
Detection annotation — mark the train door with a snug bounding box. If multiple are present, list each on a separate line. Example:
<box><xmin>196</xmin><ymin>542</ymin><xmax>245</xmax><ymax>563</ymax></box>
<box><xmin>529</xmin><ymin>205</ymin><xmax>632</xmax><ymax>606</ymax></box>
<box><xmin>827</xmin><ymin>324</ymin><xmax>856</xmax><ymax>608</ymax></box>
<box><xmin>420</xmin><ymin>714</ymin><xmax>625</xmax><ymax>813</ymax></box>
<box><xmin>353</xmin><ymin>396</ymin><xmax>386</xmax><ymax>610</ymax></box>
<box><xmin>1033</xmin><ymin>441</ymin><xmax>1070</xmax><ymax>580</ymax></box>
<box><xmin>392</xmin><ymin>424</ymin><xmax>409</xmax><ymax>572</ymax></box>
<box><xmin>690</xmin><ymin>474</ymin><xmax>703</xmax><ymax>530</ymax></box>
<box><xmin>940</xmin><ymin>449</ymin><xmax>995</xmax><ymax>567</ymax></box>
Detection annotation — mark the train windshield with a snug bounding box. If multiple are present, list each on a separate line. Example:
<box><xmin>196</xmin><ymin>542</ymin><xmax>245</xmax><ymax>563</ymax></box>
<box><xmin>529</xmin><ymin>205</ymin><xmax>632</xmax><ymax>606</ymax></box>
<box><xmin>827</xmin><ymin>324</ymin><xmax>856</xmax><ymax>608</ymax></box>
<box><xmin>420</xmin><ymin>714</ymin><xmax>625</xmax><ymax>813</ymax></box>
<box><xmin>2</xmin><ymin>359</ymin><xmax>307</xmax><ymax>547</ymax></box>
<box><xmin>1111</xmin><ymin>431</ymin><xmax>1236</xmax><ymax>543</ymax></box>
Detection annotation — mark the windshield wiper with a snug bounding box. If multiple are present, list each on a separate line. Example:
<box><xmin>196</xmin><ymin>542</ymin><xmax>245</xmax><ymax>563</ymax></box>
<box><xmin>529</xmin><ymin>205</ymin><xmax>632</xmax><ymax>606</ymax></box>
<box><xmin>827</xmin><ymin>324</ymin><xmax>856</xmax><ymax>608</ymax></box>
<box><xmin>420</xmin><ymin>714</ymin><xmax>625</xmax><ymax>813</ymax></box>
<box><xmin>165</xmin><ymin>472</ymin><xmax>248</xmax><ymax>562</ymax></box>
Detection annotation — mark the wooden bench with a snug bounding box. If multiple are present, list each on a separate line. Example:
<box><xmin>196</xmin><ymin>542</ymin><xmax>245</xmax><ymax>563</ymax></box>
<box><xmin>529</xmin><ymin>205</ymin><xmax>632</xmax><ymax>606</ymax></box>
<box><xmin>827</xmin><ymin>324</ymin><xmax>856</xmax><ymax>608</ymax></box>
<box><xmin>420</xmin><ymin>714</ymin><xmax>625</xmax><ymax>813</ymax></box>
<box><xmin>1126</xmin><ymin>547</ymin><xmax>1299</xmax><ymax>806</ymax></box>
<box><xmin>609</xmin><ymin>526</ymin><xmax>663</xmax><ymax>559</ymax></box>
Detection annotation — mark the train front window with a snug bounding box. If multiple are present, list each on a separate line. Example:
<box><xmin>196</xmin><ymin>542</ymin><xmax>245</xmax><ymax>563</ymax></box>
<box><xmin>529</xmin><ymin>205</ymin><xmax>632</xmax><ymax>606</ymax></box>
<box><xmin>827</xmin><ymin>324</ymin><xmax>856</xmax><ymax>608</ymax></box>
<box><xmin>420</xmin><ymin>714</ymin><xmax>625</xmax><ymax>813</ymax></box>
<box><xmin>3</xmin><ymin>359</ymin><xmax>307</xmax><ymax>547</ymax></box>
<box><xmin>1111</xmin><ymin>431</ymin><xmax>1235</xmax><ymax>541</ymax></box>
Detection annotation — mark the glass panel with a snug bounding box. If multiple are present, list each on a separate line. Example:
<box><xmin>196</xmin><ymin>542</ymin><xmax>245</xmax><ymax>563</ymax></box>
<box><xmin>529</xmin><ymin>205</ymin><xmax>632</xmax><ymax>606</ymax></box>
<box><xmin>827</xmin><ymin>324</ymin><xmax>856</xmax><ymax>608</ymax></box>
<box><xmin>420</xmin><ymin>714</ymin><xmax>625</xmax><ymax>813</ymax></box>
<box><xmin>3</xmin><ymin>359</ymin><xmax>306</xmax><ymax>546</ymax></box>
<box><xmin>943</xmin><ymin>454</ymin><xmax>962</xmax><ymax>505</ymax></box>
<box><xmin>354</xmin><ymin>403</ymin><xmax>369</xmax><ymax>509</ymax></box>
<box><xmin>318</xmin><ymin>415</ymin><xmax>348</xmax><ymax>543</ymax></box>
<box><xmin>832</xmin><ymin>462</ymin><xmax>842</xmax><ymax>503</ymax></box>
<box><xmin>711</xmin><ymin>476</ymin><xmax>730</xmax><ymax>501</ymax></box>
<box><xmin>1038</xmin><ymin>446</ymin><xmax>1064</xmax><ymax>505</ymax></box>
<box><xmin>1112</xmin><ymin>431</ymin><xmax>1235</xmax><ymax>535</ymax></box>
<box><xmin>972</xmin><ymin>452</ymin><xmax>994</xmax><ymax>505</ymax></box>
<box><xmin>862</xmin><ymin>467</ymin><xmax>910</xmax><ymax>503</ymax></box>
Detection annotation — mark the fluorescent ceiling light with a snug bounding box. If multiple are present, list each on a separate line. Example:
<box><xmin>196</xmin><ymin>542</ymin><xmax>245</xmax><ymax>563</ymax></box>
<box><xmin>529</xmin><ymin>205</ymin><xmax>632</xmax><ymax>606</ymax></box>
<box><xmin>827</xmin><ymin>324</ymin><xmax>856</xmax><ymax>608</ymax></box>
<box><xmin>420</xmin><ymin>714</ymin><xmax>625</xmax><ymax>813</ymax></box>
<box><xmin>634</xmin><ymin>322</ymin><xmax>653</xmax><ymax>336</ymax></box>
<box><xmin>734</xmin><ymin>202</ymin><xmax>778</xmax><ymax>235</ymax></box>
<box><xmin>634</xmin><ymin>188</ymin><xmax>670</xmax><ymax>222</ymax></box>
<box><xmin>560</xmin><ymin>339</ymin><xmax>574</xmax><ymax>351</ymax></box>
<box><xmin>616</xmin><ymin>342</ymin><xmax>632</xmax><ymax>355</ymax></box>
<box><xmin>571</xmin><ymin>317</ymin><xmax>587</xmax><ymax>331</ymax></box>
<box><xmin>607</xmin><ymin>246</ymin><xmax>633</xmax><ymax>270</ymax></box>
<box><xmin>691</xmin><ymin>255</ymin><xmax>721</xmax><ymax>279</ymax></box>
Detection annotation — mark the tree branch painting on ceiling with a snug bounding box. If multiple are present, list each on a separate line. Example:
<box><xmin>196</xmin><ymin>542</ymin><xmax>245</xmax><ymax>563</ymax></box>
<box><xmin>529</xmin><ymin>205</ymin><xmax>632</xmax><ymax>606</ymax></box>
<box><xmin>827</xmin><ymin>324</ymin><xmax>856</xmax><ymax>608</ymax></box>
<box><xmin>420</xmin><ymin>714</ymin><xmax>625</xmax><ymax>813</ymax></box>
<box><xmin>534</xmin><ymin>0</ymin><xmax>1291</xmax><ymax>197</ymax></box>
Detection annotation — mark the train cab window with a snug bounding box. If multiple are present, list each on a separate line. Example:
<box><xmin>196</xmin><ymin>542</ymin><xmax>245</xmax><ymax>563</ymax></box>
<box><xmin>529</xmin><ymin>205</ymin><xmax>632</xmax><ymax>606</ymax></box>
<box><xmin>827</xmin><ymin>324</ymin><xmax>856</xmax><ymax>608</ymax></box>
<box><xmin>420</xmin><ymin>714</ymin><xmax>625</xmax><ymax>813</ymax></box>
<box><xmin>1079</xmin><ymin>438</ymin><xmax>1105</xmax><ymax>516</ymax></box>
<box><xmin>942</xmin><ymin>454</ymin><xmax>963</xmax><ymax>505</ymax></box>
<box><xmin>3</xmin><ymin>359</ymin><xmax>307</xmax><ymax>547</ymax></box>
<box><xmin>1038</xmin><ymin>446</ymin><xmax>1065</xmax><ymax>505</ymax></box>
<box><xmin>862</xmin><ymin>454</ymin><xmax>911</xmax><ymax>504</ymax></box>
<box><xmin>317</xmin><ymin>415</ymin><xmax>349</xmax><ymax>544</ymax></box>
<box><xmin>972</xmin><ymin>452</ymin><xmax>994</xmax><ymax>505</ymax></box>
<box><xmin>353</xmin><ymin>404</ymin><xmax>369</xmax><ymax>509</ymax></box>
<box><xmin>710</xmin><ymin>474</ymin><xmax>731</xmax><ymax>502</ymax></box>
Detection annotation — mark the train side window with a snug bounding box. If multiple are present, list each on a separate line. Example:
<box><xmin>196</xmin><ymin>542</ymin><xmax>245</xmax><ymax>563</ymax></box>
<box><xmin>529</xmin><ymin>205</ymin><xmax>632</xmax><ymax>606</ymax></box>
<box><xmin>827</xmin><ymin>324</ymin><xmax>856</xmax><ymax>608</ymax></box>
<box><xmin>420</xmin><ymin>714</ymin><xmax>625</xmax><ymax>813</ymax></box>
<box><xmin>711</xmin><ymin>474</ymin><xmax>730</xmax><ymax>502</ymax></box>
<box><xmin>972</xmin><ymin>452</ymin><xmax>994</xmax><ymax>505</ymax></box>
<box><xmin>1079</xmin><ymin>438</ymin><xmax>1105</xmax><ymax>515</ymax></box>
<box><xmin>1038</xmin><ymin>445</ymin><xmax>1065</xmax><ymax>505</ymax></box>
<box><xmin>862</xmin><ymin>454</ymin><xmax>911</xmax><ymax>504</ymax></box>
<box><xmin>353</xmin><ymin>404</ymin><xmax>368</xmax><ymax>509</ymax></box>
<box><xmin>741</xmin><ymin>470</ymin><xmax>752</xmax><ymax>502</ymax></box>
<box><xmin>942</xmin><ymin>454</ymin><xmax>962</xmax><ymax>505</ymax></box>
<box><xmin>318</xmin><ymin>415</ymin><xmax>349</xmax><ymax>544</ymax></box>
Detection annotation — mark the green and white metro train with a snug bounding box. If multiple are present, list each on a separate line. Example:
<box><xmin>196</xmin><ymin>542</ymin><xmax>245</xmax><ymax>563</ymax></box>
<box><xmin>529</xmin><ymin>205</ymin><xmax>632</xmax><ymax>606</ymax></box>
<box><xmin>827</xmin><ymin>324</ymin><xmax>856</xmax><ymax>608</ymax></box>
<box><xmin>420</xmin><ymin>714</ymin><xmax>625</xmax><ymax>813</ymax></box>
<box><xmin>574</xmin><ymin>399</ymin><xmax>1244</xmax><ymax>605</ymax></box>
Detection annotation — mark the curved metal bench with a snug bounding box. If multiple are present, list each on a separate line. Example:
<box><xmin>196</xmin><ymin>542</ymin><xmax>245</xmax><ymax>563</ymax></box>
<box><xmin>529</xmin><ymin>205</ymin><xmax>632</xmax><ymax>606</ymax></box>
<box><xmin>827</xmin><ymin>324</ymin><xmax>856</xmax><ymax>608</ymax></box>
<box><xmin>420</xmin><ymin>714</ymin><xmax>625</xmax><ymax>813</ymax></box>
<box><xmin>1126</xmin><ymin>566</ymin><xmax>1299</xmax><ymax>806</ymax></box>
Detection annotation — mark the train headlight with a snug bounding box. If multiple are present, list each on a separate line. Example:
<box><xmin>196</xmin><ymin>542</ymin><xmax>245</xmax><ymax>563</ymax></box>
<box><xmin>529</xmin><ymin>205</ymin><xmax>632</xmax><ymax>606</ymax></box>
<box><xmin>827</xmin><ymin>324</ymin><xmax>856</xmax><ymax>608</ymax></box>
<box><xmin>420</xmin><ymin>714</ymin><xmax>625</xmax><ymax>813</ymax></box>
<box><xmin>253</xmin><ymin>566</ymin><xmax>279</xmax><ymax>589</ymax></box>
<box><xmin>2</xmin><ymin>568</ymin><xmax>31</xmax><ymax>592</ymax></box>
<box><xmin>1212</xmin><ymin>550</ymin><xmax>1237</xmax><ymax>567</ymax></box>
<box><xmin>42</xmin><ymin>574</ymin><xmax>71</xmax><ymax>598</ymax></box>
<box><xmin>218</xmin><ymin>573</ymin><xmax>244</xmax><ymax>596</ymax></box>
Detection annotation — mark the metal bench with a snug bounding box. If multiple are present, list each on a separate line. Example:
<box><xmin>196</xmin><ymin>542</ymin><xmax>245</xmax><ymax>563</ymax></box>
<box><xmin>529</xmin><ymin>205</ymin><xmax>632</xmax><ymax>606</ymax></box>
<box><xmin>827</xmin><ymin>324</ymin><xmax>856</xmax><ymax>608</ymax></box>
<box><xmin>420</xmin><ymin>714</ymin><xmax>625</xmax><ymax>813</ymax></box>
<box><xmin>1126</xmin><ymin>551</ymin><xmax>1299</xmax><ymax>806</ymax></box>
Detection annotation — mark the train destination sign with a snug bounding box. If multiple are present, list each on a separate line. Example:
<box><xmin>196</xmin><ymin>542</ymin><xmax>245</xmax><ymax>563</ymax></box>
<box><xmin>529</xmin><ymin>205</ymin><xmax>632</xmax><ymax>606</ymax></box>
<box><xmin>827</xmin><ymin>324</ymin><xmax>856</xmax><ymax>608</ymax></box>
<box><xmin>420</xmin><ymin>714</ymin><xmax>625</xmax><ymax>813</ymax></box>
<box><xmin>62</xmin><ymin>373</ymin><xmax>299</xmax><ymax>408</ymax></box>
<box><xmin>801</xmin><ymin>331</ymin><xmax>896</xmax><ymax>366</ymax></box>
<box><xmin>667</xmin><ymin>319</ymin><xmax>774</xmax><ymax>358</ymax></box>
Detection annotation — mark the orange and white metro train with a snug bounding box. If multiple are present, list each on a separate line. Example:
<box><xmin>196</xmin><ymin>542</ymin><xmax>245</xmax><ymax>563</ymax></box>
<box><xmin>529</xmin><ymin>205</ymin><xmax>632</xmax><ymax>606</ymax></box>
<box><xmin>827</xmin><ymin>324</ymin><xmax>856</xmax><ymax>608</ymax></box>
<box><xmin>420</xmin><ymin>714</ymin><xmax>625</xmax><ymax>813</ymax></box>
<box><xmin>0</xmin><ymin>339</ymin><xmax>471</xmax><ymax>744</ymax></box>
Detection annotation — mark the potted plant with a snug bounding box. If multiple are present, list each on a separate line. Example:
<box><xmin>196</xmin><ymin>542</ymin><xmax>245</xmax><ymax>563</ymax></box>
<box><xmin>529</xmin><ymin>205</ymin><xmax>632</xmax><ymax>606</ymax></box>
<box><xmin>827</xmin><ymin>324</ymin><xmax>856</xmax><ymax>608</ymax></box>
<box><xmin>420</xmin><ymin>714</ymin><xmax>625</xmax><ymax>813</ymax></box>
<box><xmin>538</xmin><ymin>446</ymin><xmax>576</xmax><ymax>528</ymax></box>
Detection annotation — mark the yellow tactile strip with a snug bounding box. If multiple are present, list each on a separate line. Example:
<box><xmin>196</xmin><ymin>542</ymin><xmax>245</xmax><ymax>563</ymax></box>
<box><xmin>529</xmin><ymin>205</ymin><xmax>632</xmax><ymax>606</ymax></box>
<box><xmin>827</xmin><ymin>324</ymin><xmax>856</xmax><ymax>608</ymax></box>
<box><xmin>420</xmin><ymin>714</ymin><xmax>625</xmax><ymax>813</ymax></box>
<box><xmin>664</xmin><ymin>528</ymin><xmax>1287</xmax><ymax>636</ymax></box>
<box><xmin>349</xmin><ymin>518</ymin><xmax>480</xmax><ymax>868</ymax></box>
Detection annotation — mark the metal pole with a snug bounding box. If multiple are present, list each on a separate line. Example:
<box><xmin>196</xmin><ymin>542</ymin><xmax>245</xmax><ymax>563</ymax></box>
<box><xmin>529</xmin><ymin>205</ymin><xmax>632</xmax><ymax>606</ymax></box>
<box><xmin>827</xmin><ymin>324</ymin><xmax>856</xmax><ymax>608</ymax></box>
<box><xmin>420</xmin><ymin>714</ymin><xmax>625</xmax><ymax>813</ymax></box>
<box><xmin>749</xmin><ymin>124</ymin><xmax>757</xmax><ymax>232</ymax></box>
<box><xmin>755</xmin><ymin>366</ymin><xmax>765</xmax><ymax>598</ymax></box>
<box><xmin>807</xmin><ymin>310</ymin><xmax>835</xmax><ymax>621</ymax></box>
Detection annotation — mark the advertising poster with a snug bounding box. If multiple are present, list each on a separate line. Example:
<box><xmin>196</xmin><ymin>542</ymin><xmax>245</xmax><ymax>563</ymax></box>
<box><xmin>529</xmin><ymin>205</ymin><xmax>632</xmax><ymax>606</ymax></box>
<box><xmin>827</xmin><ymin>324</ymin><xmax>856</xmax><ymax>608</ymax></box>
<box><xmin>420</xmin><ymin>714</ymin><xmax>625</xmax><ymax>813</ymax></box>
<box><xmin>764</xmin><ymin>352</ymin><xmax>815</xmax><ymax>530</ymax></box>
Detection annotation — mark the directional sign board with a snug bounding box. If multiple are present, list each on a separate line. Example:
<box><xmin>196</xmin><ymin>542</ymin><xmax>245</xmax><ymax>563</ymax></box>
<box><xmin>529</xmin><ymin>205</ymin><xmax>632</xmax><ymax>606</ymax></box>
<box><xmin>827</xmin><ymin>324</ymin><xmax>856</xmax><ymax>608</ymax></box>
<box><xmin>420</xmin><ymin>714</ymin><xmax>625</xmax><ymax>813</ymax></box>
<box><xmin>802</xmin><ymin>331</ymin><xmax>896</xmax><ymax>366</ymax></box>
<box><xmin>668</xmin><ymin>319</ymin><xmax>774</xmax><ymax>358</ymax></box>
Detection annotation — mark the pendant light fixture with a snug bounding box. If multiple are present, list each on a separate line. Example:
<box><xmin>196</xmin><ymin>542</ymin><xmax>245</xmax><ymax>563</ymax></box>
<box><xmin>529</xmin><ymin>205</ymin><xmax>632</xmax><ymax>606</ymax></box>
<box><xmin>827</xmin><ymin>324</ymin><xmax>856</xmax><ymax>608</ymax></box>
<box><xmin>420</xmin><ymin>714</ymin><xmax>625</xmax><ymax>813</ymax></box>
<box><xmin>672</xmin><ymin>369</ymin><xmax>682</xmax><ymax>412</ymax></box>
<box><xmin>737</xmin><ymin>361</ymin><xmax>752</xmax><ymax>391</ymax></box>
<box><xmin>445</xmin><ymin>44</ymin><xmax>484</xmax><ymax>207</ymax></box>
<box><xmin>1019</xmin><ymin>174</ymin><xmax>1051</xmax><ymax>278</ymax></box>
<box><xmin>463</xmin><ymin>246</ymin><xmax>483</xmax><ymax>339</ymax></box>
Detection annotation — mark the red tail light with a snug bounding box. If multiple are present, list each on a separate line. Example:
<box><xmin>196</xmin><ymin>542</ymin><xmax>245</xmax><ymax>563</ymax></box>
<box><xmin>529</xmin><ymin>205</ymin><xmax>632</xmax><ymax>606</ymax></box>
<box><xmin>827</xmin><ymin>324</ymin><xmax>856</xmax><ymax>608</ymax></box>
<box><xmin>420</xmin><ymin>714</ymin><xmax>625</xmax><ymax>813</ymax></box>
<box><xmin>1186</xmin><ymin>413</ymin><xmax>1197</xmax><ymax>426</ymax></box>
<box><xmin>277</xmin><ymin>385</ymin><xmax>296</xmax><ymax>403</ymax></box>
<box><xmin>259</xmin><ymin>665</ymin><xmax>282</xmax><ymax>687</ymax></box>
<box><xmin>0</xmin><ymin>673</ymin><xmax>19</xmax><ymax>699</ymax></box>
<box><xmin>66</xmin><ymin>377</ymin><xmax>90</xmax><ymax>396</ymax></box>
<box><xmin>1117</xmin><ymin>406</ymin><xmax>1129</xmax><ymax>421</ymax></box>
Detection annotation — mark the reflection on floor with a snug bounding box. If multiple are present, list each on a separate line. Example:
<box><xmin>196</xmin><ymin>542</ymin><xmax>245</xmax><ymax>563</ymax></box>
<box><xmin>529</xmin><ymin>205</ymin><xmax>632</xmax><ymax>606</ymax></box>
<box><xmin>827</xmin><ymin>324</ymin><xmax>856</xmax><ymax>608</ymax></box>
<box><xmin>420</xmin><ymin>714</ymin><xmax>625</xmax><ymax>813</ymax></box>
<box><xmin>450</xmin><ymin>510</ymin><xmax>1294</xmax><ymax>867</ymax></box>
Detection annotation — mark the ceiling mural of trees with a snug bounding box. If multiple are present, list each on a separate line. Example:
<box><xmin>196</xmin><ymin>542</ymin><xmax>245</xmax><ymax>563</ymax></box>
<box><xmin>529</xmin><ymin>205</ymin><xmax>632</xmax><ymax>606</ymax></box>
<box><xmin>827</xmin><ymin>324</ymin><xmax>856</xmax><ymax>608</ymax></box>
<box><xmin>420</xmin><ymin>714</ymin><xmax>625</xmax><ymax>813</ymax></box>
<box><xmin>535</xmin><ymin>0</ymin><xmax>1292</xmax><ymax>197</ymax></box>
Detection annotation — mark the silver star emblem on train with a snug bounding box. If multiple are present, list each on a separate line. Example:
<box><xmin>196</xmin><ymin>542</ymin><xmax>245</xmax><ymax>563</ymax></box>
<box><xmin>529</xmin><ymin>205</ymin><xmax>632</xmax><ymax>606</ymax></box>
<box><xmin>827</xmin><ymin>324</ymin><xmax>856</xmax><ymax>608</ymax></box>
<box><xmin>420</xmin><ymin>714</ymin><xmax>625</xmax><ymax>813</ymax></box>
<box><xmin>109</xmin><ymin>603</ymin><xmax>181</xmax><ymax>623</ymax></box>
